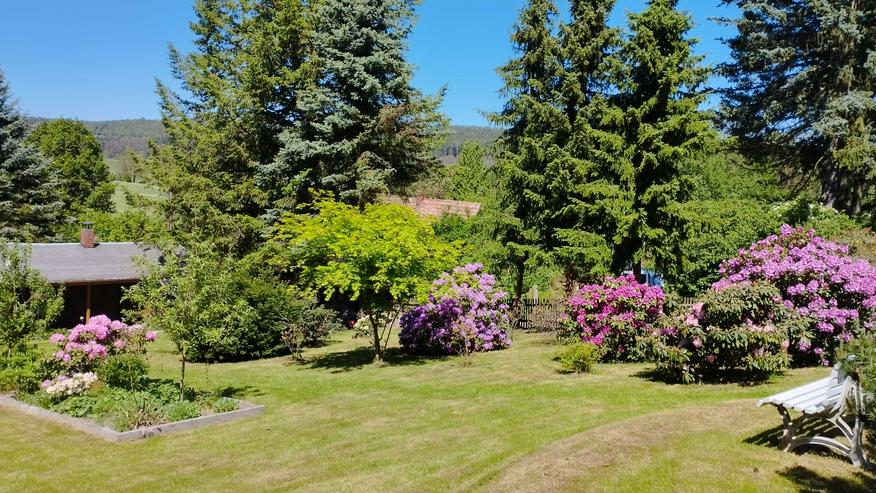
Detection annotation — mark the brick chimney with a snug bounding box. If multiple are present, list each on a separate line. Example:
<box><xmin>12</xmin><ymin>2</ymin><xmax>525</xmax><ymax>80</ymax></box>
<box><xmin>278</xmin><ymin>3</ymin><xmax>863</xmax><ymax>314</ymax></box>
<box><xmin>80</xmin><ymin>222</ymin><xmax>96</xmax><ymax>248</ymax></box>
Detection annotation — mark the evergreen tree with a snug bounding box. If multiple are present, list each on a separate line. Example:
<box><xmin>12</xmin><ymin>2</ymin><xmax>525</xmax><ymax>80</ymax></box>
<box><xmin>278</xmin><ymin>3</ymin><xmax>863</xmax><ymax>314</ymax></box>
<box><xmin>0</xmin><ymin>71</ymin><xmax>64</xmax><ymax>240</ymax></box>
<box><xmin>492</xmin><ymin>0</ymin><xmax>565</xmax><ymax>302</ymax></box>
<box><xmin>720</xmin><ymin>0</ymin><xmax>876</xmax><ymax>214</ymax></box>
<box><xmin>26</xmin><ymin>119</ymin><xmax>114</xmax><ymax>213</ymax></box>
<box><xmin>265</xmin><ymin>0</ymin><xmax>446</xmax><ymax>209</ymax></box>
<box><xmin>153</xmin><ymin>0</ymin><xmax>311</xmax><ymax>253</ymax></box>
<box><xmin>577</xmin><ymin>0</ymin><xmax>716</xmax><ymax>277</ymax></box>
<box><xmin>447</xmin><ymin>141</ymin><xmax>490</xmax><ymax>202</ymax></box>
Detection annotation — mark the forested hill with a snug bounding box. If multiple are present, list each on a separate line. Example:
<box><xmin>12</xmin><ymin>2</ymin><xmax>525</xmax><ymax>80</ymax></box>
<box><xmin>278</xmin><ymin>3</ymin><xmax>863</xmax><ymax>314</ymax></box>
<box><xmin>29</xmin><ymin>118</ymin><xmax>501</xmax><ymax>159</ymax></box>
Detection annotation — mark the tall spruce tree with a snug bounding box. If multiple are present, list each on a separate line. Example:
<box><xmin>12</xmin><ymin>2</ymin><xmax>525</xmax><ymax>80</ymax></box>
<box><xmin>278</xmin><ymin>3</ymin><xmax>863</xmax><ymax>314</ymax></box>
<box><xmin>264</xmin><ymin>0</ymin><xmax>446</xmax><ymax>209</ymax></box>
<box><xmin>584</xmin><ymin>0</ymin><xmax>716</xmax><ymax>277</ymax></box>
<box><xmin>153</xmin><ymin>0</ymin><xmax>311</xmax><ymax>252</ymax></box>
<box><xmin>0</xmin><ymin>71</ymin><xmax>64</xmax><ymax>240</ymax></box>
<box><xmin>720</xmin><ymin>0</ymin><xmax>876</xmax><ymax>214</ymax></box>
<box><xmin>492</xmin><ymin>0</ymin><xmax>565</xmax><ymax>302</ymax></box>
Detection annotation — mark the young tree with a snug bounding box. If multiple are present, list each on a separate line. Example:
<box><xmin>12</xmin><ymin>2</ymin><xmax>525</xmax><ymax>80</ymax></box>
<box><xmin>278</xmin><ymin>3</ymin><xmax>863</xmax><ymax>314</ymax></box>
<box><xmin>264</xmin><ymin>0</ymin><xmax>447</xmax><ymax>209</ymax></box>
<box><xmin>0</xmin><ymin>70</ymin><xmax>65</xmax><ymax>240</ymax></box>
<box><xmin>447</xmin><ymin>141</ymin><xmax>491</xmax><ymax>202</ymax></box>
<box><xmin>491</xmin><ymin>0</ymin><xmax>566</xmax><ymax>302</ymax></box>
<box><xmin>720</xmin><ymin>0</ymin><xmax>876</xmax><ymax>214</ymax></box>
<box><xmin>272</xmin><ymin>199</ymin><xmax>458</xmax><ymax>362</ymax></box>
<box><xmin>26</xmin><ymin>119</ymin><xmax>114</xmax><ymax>213</ymax></box>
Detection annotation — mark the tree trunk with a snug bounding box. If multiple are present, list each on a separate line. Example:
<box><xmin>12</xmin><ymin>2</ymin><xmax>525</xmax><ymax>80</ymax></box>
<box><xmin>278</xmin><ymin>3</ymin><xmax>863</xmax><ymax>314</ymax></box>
<box><xmin>820</xmin><ymin>161</ymin><xmax>840</xmax><ymax>209</ymax></box>
<box><xmin>514</xmin><ymin>257</ymin><xmax>525</xmax><ymax>306</ymax></box>
<box><xmin>369</xmin><ymin>312</ymin><xmax>383</xmax><ymax>363</ymax></box>
<box><xmin>633</xmin><ymin>261</ymin><xmax>643</xmax><ymax>284</ymax></box>
<box><xmin>179</xmin><ymin>352</ymin><xmax>187</xmax><ymax>401</ymax></box>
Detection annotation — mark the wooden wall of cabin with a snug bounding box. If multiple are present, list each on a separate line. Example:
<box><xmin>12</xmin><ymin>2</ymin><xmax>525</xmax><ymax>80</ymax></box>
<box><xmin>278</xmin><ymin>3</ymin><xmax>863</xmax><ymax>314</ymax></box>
<box><xmin>58</xmin><ymin>283</ymin><xmax>135</xmax><ymax>328</ymax></box>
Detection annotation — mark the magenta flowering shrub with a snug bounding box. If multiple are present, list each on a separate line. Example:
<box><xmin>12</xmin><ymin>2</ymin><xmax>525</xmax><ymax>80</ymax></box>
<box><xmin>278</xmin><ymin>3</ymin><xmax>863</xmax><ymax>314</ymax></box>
<box><xmin>399</xmin><ymin>264</ymin><xmax>511</xmax><ymax>355</ymax></box>
<box><xmin>564</xmin><ymin>274</ymin><xmax>664</xmax><ymax>361</ymax></box>
<box><xmin>48</xmin><ymin>314</ymin><xmax>156</xmax><ymax>374</ymax></box>
<box><xmin>650</xmin><ymin>282</ymin><xmax>791</xmax><ymax>383</ymax></box>
<box><xmin>714</xmin><ymin>225</ymin><xmax>876</xmax><ymax>365</ymax></box>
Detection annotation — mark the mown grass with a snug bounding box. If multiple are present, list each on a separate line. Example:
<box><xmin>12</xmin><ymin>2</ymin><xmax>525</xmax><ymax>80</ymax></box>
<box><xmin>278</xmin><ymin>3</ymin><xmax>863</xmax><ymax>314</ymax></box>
<box><xmin>111</xmin><ymin>180</ymin><xmax>165</xmax><ymax>212</ymax></box>
<box><xmin>1</xmin><ymin>331</ymin><xmax>873</xmax><ymax>492</ymax></box>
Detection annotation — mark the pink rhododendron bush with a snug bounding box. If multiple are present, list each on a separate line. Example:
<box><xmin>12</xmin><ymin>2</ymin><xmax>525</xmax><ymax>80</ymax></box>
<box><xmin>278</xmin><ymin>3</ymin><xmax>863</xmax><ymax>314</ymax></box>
<box><xmin>47</xmin><ymin>314</ymin><xmax>156</xmax><ymax>375</ymax></box>
<box><xmin>399</xmin><ymin>264</ymin><xmax>511</xmax><ymax>355</ymax></box>
<box><xmin>563</xmin><ymin>274</ymin><xmax>664</xmax><ymax>361</ymax></box>
<box><xmin>712</xmin><ymin>225</ymin><xmax>876</xmax><ymax>366</ymax></box>
<box><xmin>648</xmin><ymin>282</ymin><xmax>792</xmax><ymax>383</ymax></box>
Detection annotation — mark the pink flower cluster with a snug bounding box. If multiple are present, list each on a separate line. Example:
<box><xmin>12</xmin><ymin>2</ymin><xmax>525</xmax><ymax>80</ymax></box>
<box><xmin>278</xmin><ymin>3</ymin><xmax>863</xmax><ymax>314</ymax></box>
<box><xmin>49</xmin><ymin>314</ymin><xmax>156</xmax><ymax>372</ymax></box>
<box><xmin>714</xmin><ymin>225</ymin><xmax>876</xmax><ymax>364</ymax></box>
<box><xmin>565</xmin><ymin>274</ymin><xmax>664</xmax><ymax>361</ymax></box>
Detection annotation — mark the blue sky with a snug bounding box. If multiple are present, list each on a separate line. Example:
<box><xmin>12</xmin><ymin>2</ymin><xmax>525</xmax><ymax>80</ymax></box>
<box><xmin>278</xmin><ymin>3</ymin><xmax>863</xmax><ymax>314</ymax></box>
<box><xmin>0</xmin><ymin>0</ymin><xmax>738</xmax><ymax>125</ymax></box>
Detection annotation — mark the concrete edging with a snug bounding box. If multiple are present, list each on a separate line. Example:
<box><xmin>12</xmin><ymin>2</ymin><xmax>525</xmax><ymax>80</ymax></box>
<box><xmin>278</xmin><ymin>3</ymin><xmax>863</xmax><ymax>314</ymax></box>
<box><xmin>0</xmin><ymin>394</ymin><xmax>264</xmax><ymax>442</ymax></box>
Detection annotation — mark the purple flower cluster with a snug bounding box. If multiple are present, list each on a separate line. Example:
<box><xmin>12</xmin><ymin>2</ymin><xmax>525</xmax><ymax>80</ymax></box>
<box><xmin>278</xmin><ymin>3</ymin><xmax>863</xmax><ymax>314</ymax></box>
<box><xmin>49</xmin><ymin>314</ymin><xmax>156</xmax><ymax>373</ymax></box>
<box><xmin>399</xmin><ymin>264</ymin><xmax>511</xmax><ymax>355</ymax></box>
<box><xmin>565</xmin><ymin>275</ymin><xmax>664</xmax><ymax>361</ymax></box>
<box><xmin>713</xmin><ymin>225</ymin><xmax>876</xmax><ymax>365</ymax></box>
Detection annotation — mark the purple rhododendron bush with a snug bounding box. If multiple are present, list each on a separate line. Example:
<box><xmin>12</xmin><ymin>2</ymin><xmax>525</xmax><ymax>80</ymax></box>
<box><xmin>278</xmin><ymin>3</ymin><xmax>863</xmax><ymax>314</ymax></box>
<box><xmin>399</xmin><ymin>264</ymin><xmax>511</xmax><ymax>355</ymax></box>
<box><xmin>48</xmin><ymin>314</ymin><xmax>156</xmax><ymax>376</ymax></box>
<box><xmin>713</xmin><ymin>225</ymin><xmax>876</xmax><ymax>366</ymax></box>
<box><xmin>648</xmin><ymin>282</ymin><xmax>792</xmax><ymax>383</ymax></box>
<box><xmin>563</xmin><ymin>274</ymin><xmax>664</xmax><ymax>361</ymax></box>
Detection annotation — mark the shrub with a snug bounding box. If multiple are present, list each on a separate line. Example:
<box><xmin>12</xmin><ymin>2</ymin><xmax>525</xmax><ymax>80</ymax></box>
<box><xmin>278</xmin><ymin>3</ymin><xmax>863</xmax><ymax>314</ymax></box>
<box><xmin>650</xmin><ymin>282</ymin><xmax>792</xmax><ymax>383</ymax></box>
<box><xmin>41</xmin><ymin>372</ymin><xmax>98</xmax><ymax>398</ymax></box>
<box><xmin>839</xmin><ymin>335</ymin><xmax>876</xmax><ymax>436</ymax></box>
<box><xmin>564</xmin><ymin>274</ymin><xmax>664</xmax><ymax>361</ymax></box>
<box><xmin>48</xmin><ymin>315</ymin><xmax>155</xmax><ymax>374</ymax></box>
<box><xmin>714</xmin><ymin>225</ymin><xmax>876</xmax><ymax>365</ymax></box>
<box><xmin>51</xmin><ymin>395</ymin><xmax>97</xmax><ymax>418</ymax></box>
<box><xmin>164</xmin><ymin>400</ymin><xmax>202</xmax><ymax>422</ymax></box>
<box><xmin>97</xmin><ymin>354</ymin><xmax>149</xmax><ymax>390</ymax></box>
<box><xmin>109</xmin><ymin>391</ymin><xmax>165</xmax><ymax>431</ymax></box>
<box><xmin>555</xmin><ymin>343</ymin><xmax>601</xmax><ymax>374</ymax></box>
<box><xmin>399</xmin><ymin>264</ymin><xmax>511</xmax><ymax>355</ymax></box>
<box><xmin>210</xmin><ymin>397</ymin><xmax>239</xmax><ymax>414</ymax></box>
<box><xmin>280</xmin><ymin>300</ymin><xmax>338</xmax><ymax>359</ymax></box>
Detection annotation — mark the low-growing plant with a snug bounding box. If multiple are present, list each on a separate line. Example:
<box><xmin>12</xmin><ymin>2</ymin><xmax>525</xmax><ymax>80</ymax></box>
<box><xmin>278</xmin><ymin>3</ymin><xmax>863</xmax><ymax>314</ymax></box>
<box><xmin>51</xmin><ymin>395</ymin><xmax>97</xmax><ymax>418</ymax></box>
<box><xmin>164</xmin><ymin>400</ymin><xmax>202</xmax><ymax>422</ymax></box>
<box><xmin>109</xmin><ymin>391</ymin><xmax>165</xmax><ymax>431</ymax></box>
<box><xmin>97</xmin><ymin>354</ymin><xmax>149</xmax><ymax>390</ymax></box>
<box><xmin>555</xmin><ymin>343</ymin><xmax>601</xmax><ymax>374</ymax></box>
<box><xmin>649</xmin><ymin>282</ymin><xmax>792</xmax><ymax>383</ymax></box>
<box><xmin>41</xmin><ymin>372</ymin><xmax>98</xmax><ymax>398</ymax></box>
<box><xmin>399</xmin><ymin>264</ymin><xmax>511</xmax><ymax>356</ymax></box>
<box><xmin>210</xmin><ymin>397</ymin><xmax>239</xmax><ymax>414</ymax></box>
<box><xmin>839</xmin><ymin>335</ymin><xmax>876</xmax><ymax>436</ymax></box>
<box><xmin>564</xmin><ymin>274</ymin><xmax>664</xmax><ymax>361</ymax></box>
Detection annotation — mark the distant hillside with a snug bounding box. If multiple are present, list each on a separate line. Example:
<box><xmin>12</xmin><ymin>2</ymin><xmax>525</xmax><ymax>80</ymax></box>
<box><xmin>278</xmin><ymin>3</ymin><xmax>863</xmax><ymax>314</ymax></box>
<box><xmin>30</xmin><ymin>118</ymin><xmax>501</xmax><ymax>160</ymax></box>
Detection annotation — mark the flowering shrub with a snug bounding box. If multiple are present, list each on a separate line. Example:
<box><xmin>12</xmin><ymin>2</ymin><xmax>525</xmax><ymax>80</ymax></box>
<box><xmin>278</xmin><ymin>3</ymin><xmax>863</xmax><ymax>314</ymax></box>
<box><xmin>649</xmin><ymin>282</ymin><xmax>791</xmax><ymax>383</ymax></box>
<box><xmin>563</xmin><ymin>274</ymin><xmax>664</xmax><ymax>361</ymax></box>
<box><xmin>48</xmin><ymin>315</ymin><xmax>156</xmax><ymax>374</ymax></box>
<box><xmin>714</xmin><ymin>225</ymin><xmax>876</xmax><ymax>365</ymax></box>
<box><xmin>41</xmin><ymin>372</ymin><xmax>97</xmax><ymax>398</ymax></box>
<box><xmin>399</xmin><ymin>264</ymin><xmax>511</xmax><ymax>355</ymax></box>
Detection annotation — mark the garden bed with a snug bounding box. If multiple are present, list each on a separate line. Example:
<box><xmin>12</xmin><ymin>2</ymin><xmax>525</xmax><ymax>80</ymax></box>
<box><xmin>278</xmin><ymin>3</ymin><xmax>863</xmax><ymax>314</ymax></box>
<box><xmin>0</xmin><ymin>393</ymin><xmax>263</xmax><ymax>442</ymax></box>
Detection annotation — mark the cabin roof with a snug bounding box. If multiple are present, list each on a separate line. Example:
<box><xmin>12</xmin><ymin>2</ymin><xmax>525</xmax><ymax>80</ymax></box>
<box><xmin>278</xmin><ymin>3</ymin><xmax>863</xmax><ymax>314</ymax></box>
<box><xmin>24</xmin><ymin>242</ymin><xmax>159</xmax><ymax>285</ymax></box>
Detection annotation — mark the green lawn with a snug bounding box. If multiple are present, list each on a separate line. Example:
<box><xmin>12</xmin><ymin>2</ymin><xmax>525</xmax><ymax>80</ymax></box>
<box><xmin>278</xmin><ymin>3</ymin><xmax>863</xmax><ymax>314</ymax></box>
<box><xmin>1</xmin><ymin>331</ymin><xmax>873</xmax><ymax>492</ymax></box>
<box><xmin>111</xmin><ymin>180</ymin><xmax>165</xmax><ymax>212</ymax></box>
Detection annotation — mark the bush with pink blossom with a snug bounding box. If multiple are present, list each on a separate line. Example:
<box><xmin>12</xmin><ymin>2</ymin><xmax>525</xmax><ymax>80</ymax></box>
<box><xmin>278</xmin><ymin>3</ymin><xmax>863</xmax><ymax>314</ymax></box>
<box><xmin>48</xmin><ymin>314</ymin><xmax>156</xmax><ymax>375</ymax></box>
<box><xmin>562</xmin><ymin>274</ymin><xmax>665</xmax><ymax>361</ymax></box>
<box><xmin>399</xmin><ymin>264</ymin><xmax>511</xmax><ymax>355</ymax></box>
<box><xmin>713</xmin><ymin>225</ymin><xmax>876</xmax><ymax>365</ymax></box>
<box><xmin>649</xmin><ymin>282</ymin><xmax>792</xmax><ymax>383</ymax></box>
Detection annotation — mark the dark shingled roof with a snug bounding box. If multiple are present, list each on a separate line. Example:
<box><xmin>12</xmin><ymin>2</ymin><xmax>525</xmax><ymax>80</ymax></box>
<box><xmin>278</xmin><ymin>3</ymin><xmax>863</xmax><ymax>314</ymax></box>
<box><xmin>25</xmin><ymin>242</ymin><xmax>159</xmax><ymax>285</ymax></box>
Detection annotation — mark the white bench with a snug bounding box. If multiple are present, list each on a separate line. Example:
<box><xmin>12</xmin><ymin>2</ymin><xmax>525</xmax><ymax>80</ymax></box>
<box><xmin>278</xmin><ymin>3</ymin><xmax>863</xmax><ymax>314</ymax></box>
<box><xmin>757</xmin><ymin>364</ymin><xmax>871</xmax><ymax>469</ymax></box>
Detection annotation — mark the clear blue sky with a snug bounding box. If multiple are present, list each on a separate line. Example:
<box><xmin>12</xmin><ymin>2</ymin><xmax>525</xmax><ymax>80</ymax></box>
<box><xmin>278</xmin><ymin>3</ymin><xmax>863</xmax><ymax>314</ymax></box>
<box><xmin>0</xmin><ymin>0</ymin><xmax>737</xmax><ymax>126</ymax></box>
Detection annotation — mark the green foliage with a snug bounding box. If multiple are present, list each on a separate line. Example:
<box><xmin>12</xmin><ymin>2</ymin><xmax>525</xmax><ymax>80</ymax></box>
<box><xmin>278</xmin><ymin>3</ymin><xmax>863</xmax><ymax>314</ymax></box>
<box><xmin>107</xmin><ymin>391</ymin><xmax>166</xmax><ymax>431</ymax></box>
<box><xmin>555</xmin><ymin>343</ymin><xmax>601</xmax><ymax>374</ymax></box>
<box><xmin>51</xmin><ymin>395</ymin><xmax>98</xmax><ymax>418</ymax></box>
<box><xmin>775</xmin><ymin>200</ymin><xmax>862</xmax><ymax>240</ymax></box>
<box><xmin>446</xmin><ymin>142</ymin><xmax>494</xmax><ymax>202</ymax></box>
<box><xmin>163</xmin><ymin>400</ymin><xmax>202</xmax><ymax>422</ymax></box>
<box><xmin>663</xmin><ymin>200</ymin><xmax>780</xmax><ymax>296</ymax></box>
<box><xmin>54</xmin><ymin>208</ymin><xmax>166</xmax><ymax>243</ymax></box>
<box><xmin>266</xmin><ymin>0</ymin><xmax>447</xmax><ymax>208</ymax></box>
<box><xmin>650</xmin><ymin>282</ymin><xmax>792</xmax><ymax>384</ymax></box>
<box><xmin>210</xmin><ymin>397</ymin><xmax>239</xmax><ymax>414</ymax></box>
<box><xmin>682</xmin><ymin>152</ymin><xmax>788</xmax><ymax>203</ymax></box>
<box><xmin>97</xmin><ymin>354</ymin><xmax>149</xmax><ymax>390</ymax></box>
<box><xmin>720</xmin><ymin>0</ymin><xmax>876</xmax><ymax>214</ymax></box>
<box><xmin>0</xmin><ymin>244</ymin><xmax>64</xmax><ymax>391</ymax></box>
<box><xmin>26</xmin><ymin>118</ymin><xmax>114</xmax><ymax>214</ymax></box>
<box><xmin>839</xmin><ymin>335</ymin><xmax>876</xmax><ymax>434</ymax></box>
<box><xmin>272</xmin><ymin>199</ymin><xmax>459</xmax><ymax>361</ymax></box>
<box><xmin>0</xmin><ymin>70</ymin><xmax>65</xmax><ymax>240</ymax></box>
<box><xmin>280</xmin><ymin>300</ymin><xmax>339</xmax><ymax>360</ymax></box>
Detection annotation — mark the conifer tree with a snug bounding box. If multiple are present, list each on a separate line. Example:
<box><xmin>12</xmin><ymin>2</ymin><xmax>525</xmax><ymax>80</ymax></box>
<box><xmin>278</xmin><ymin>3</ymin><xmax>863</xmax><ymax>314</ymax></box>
<box><xmin>720</xmin><ymin>0</ymin><xmax>876</xmax><ymax>214</ymax></box>
<box><xmin>0</xmin><ymin>70</ymin><xmax>64</xmax><ymax>240</ymax></box>
<box><xmin>582</xmin><ymin>0</ymin><xmax>716</xmax><ymax>277</ymax></box>
<box><xmin>265</xmin><ymin>0</ymin><xmax>446</xmax><ymax>209</ymax></box>
<box><xmin>492</xmin><ymin>0</ymin><xmax>565</xmax><ymax>302</ymax></box>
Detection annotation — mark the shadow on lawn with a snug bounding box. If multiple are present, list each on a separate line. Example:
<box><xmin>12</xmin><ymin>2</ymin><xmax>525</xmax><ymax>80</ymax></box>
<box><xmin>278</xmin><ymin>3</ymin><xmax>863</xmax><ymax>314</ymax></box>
<box><xmin>304</xmin><ymin>346</ymin><xmax>444</xmax><ymax>372</ymax></box>
<box><xmin>632</xmin><ymin>367</ymin><xmax>775</xmax><ymax>387</ymax></box>
<box><xmin>778</xmin><ymin>465</ymin><xmax>875</xmax><ymax>493</ymax></box>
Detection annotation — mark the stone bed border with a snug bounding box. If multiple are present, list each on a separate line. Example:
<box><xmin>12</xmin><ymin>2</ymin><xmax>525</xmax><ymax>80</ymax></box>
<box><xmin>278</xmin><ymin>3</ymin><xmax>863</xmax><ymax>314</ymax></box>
<box><xmin>0</xmin><ymin>394</ymin><xmax>264</xmax><ymax>442</ymax></box>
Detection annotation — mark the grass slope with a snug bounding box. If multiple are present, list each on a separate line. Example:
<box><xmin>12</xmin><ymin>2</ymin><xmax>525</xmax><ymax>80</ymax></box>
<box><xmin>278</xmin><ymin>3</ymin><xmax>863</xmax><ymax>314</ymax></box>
<box><xmin>1</xmin><ymin>331</ymin><xmax>873</xmax><ymax>492</ymax></box>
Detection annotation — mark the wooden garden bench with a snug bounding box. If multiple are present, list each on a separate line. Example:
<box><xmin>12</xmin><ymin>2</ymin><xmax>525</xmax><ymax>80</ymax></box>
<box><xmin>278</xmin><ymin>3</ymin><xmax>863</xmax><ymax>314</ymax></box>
<box><xmin>757</xmin><ymin>363</ymin><xmax>872</xmax><ymax>469</ymax></box>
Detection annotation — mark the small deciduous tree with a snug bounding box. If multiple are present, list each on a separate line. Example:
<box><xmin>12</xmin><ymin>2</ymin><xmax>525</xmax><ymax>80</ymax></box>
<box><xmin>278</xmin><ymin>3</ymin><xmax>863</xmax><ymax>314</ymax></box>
<box><xmin>272</xmin><ymin>198</ymin><xmax>458</xmax><ymax>362</ymax></box>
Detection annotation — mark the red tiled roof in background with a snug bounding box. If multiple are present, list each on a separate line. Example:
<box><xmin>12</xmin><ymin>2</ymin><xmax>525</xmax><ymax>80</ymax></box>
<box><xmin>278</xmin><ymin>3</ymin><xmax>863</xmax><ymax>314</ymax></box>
<box><xmin>384</xmin><ymin>196</ymin><xmax>482</xmax><ymax>218</ymax></box>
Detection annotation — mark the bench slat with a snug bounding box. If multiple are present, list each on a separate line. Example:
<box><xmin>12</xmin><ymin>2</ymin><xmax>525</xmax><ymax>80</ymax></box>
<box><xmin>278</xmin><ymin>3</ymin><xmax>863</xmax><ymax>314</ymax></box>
<box><xmin>791</xmin><ymin>385</ymin><xmax>844</xmax><ymax>413</ymax></box>
<box><xmin>758</xmin><ymin>377</ymin><xmax>833</xmax><ymax>406</ymax></box>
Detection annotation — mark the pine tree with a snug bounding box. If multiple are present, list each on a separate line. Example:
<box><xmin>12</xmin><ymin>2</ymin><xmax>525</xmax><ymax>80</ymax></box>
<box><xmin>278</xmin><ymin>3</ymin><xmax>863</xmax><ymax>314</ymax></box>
<box><xmin>492</xmin><ymin>0</ymin><xmax>566</xmax><ymax>302</ymax></box>
<box><xmin>265</xmin><ymin>0</ymin><xmax>447</xmax><ymax>209</ymax></box>
<box><xmin>720</xmin><ymin>0</ymin><xmax>876</xmax><ymax>214</ymax></box>
<box><xmin>0</xmin><ymin>70</ymin><xmax>64</xmax><ymax>241</ymax></box>
<box><xmin>153</xmin><ymin>0</ymin><xmax>311</xmax><ymax>252</ymax></box>
<box><xmin>582</xmin><ymin>0</ymin><xmax>716</xmax><ymax>277</ymax></box>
